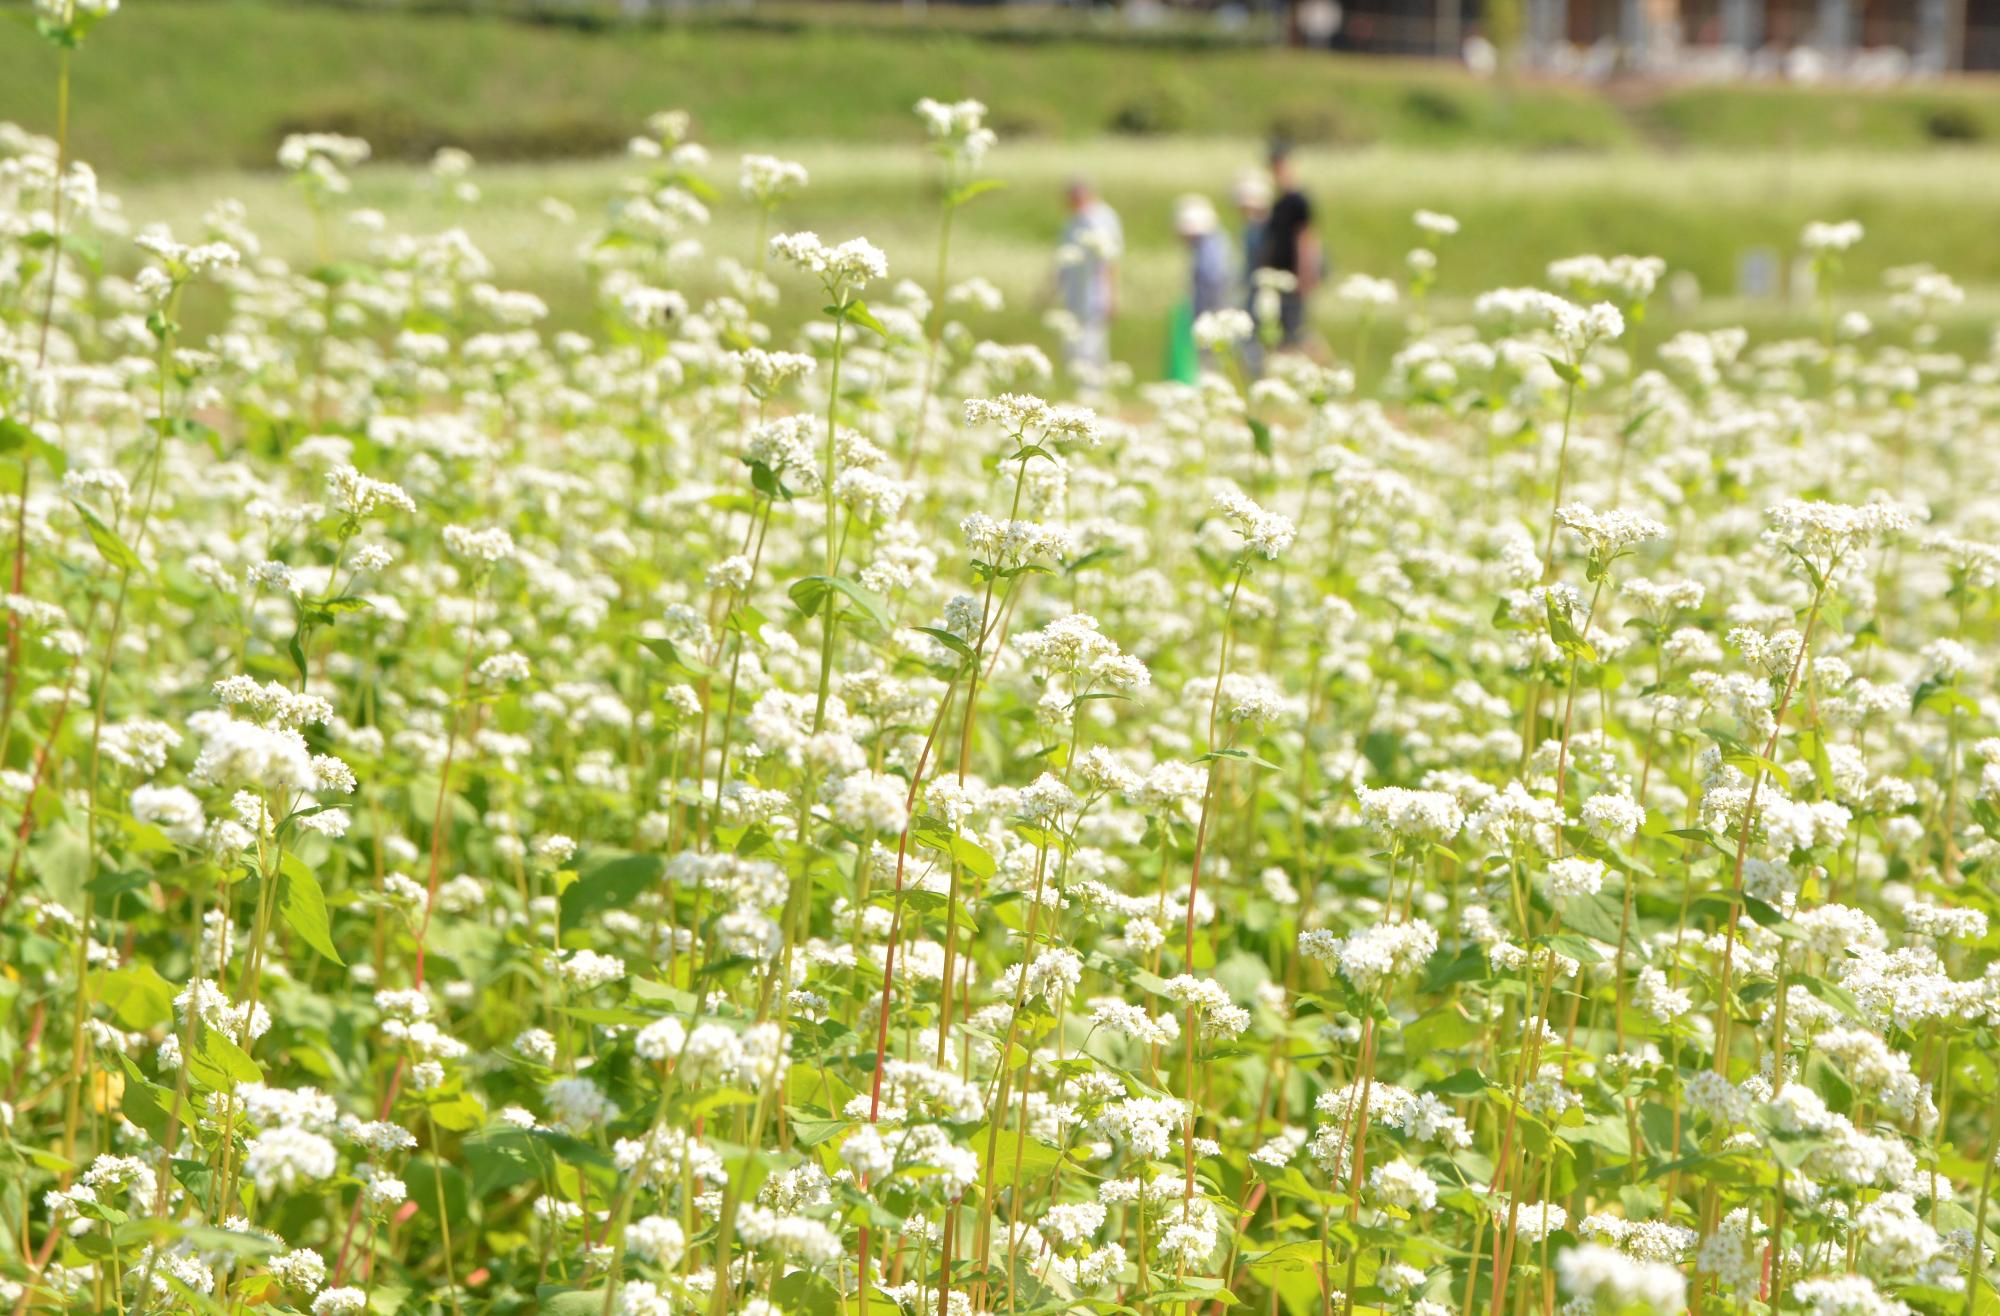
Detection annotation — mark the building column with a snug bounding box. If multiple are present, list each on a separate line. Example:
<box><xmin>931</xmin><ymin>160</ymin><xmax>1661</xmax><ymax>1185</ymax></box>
<box><xmin>1526</xmin><ymin>0</ymin><xmax>1570</xmax><ymax>57</ymax></box>
<box><xmin>1620</xmin><ymin>0</ymin><xmax>1646</xmax><ymax>48</ymax></box>
<box><xmin>1720</xmin><ymin>0</ymin><xmax>1762</xmax><ymax>50</ymax></box>
<box><xmin>1815</xmin><ymin>0</ymin><xmax>1856</xmax><ymax>53</ymax></box>
<box><xmin>1620</xmin><ymin>0</ymin><xmax>1680</xmax><ymax>56</ymax></box>
<box><xmin>1437</xmin><ymin>0</ymin><xmax>1463</xmax><ymax>57</ymax></box>
<box><xmin>1916</xmin><ymin>0</ymin><xmax>1965</xmax><ymax>70</ymax></box>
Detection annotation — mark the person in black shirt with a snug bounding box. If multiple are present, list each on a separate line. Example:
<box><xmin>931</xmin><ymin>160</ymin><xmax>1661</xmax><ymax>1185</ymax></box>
<box><xmin>1253</xmin><ymin>142</ymin><xmax>1320</xmax><ymax>350</ymax></box>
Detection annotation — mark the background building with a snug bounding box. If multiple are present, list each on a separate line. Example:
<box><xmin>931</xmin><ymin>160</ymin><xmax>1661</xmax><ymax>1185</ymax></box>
<box><xmin>1320</xmin><ymin>0</ymin><xmax>1999</xmax><ymax>72</ymax></box>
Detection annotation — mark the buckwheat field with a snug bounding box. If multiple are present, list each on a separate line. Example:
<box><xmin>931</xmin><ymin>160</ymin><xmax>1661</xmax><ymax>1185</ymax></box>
<box><xmin>8</xmin><ymin>8</ymin><xmax>2000</xmax><ymax>1316</ymax></box>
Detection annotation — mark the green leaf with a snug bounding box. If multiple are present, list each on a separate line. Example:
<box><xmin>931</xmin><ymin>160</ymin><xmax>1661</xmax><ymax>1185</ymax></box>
<box><xmin>1799</xmin><ymin>727</ymin><xmax>1835</xmax><ymax>796</ymax></box>
<box><xmin>317</xmin><ymin>594</ymin><xmax>372</xmax><ymax>617</ymax></box>
<box><xmin>949</xmin><ymin>833</ymin><xmax>995</xmax><ymax>878</ymax></box>
<box><xmin>276</xmin><ymin>853</ymin><xmax>344</xmax><ymax>964</ymax></box>
<box><xmin>1721</xmin><ymin>750</ymin><xmax>1790</xmax><ymax>792</ymax></box>
<box><xmin>1247</xmin><ymin>416</ymin><xmax>1274</xmax><ymax>457</ymax></box>
<box><xmin>1665</xmin><ymin>826</ymin><xmax>1731</xmax><ymax>855</ymax></box>
<box><xmin>113</xmin><ymin>1218</ymin><xmax>278</xmax><ymax>1260</ymax></box>
<box><xmin>831</xmin><ymin>299</ymin><xmax>891</xmax><ymax>339</ymax></box>
<box><xmin>1064</xmin><ymin>545</ymin><xmax>1124</xmax><ymax>576</ymax></box>
<box><xmin>787</xmin><ymin>1107</ymin><xmax>849</xmax><ymax>1149</ymax></box>
<box><xmin>1542</xmin><ymin>352</ymin><xmax>1583</xmax><ymax>386</ymax></box>
<box><xmin>914</xmin><ymin>625</ymin><xmax>974</xmax><ymax>661</ymax></box>
<box><xmin>463</xmin><ymin>1127</ymin><xmax>556</xmax><ymax>1198</ymax></box>
<box><xmin>1912</xmin><ymin>677</ymin><xmax>1979</xmax><ymax>718</ymax></box>
<box><xmin>116</xmin><ymin>1056</ymin><xmax>176</xmax><ymax>1145</ymax></box>
<box><xmin>1199</xmin><ymin>748</ymin><xmax>1281</xmax><ymax>771</ymax></box>
<box><xmin>1150</xmin><ymin>1287</ymin><xmax>1240</xmax><ymax>1308</ymax></box>
<box><xmin>1741</xmin><ymin>894</ymin><xmax>1786</xmax><ymax>927</ymax></box>
<box><xmin>1423</xmin><ymin>1067</ymin><xmax>1491</xmax><ymax>1097</ymax></box>
<box><xmin>789</xmin><ymin>575</ymin><xmax>835</xmax><ymax>619</ymax></box>
<box><xmin>1557</xmin><ymin>891</ymin><xmax>1625</xmax><ymax>944</ymax></box>
<box><xmin>1402</xmin><ymin>1004</ymin><xmax>1483</xmax><ymax>1055</ymax></box>
<box><xmin>946</xmin><ymin>178</ymin><xmax>1007</xmax><ymax>209</ymax></box>
<box><xmin>91</xmin><ymin>962</ymin><xmax>175</xmax><ymax>1030</ymax></box>
<box><xmin>1546</xmin><ymin>594</ymin><xmax>1596</xmax><ymax>662</ymax></box>
<box><xmin>425</xmin><ymin>1091</ymin><xmax>486</xmax><ymax>1132</ymax></box>
<box><xmin>1545</xmin><ymin>931</ymin><xmax>1604</xmax><ymax>964</ymax></box>
<box><xmin>639</xmin><ymin>635</ymin><xmax>715</xmax><ymax>678</ymax></box>
<box><xmin>404</xmin><ymin>1156</ymin><xmax>468</xmax><ymax>1229</ymax></box>
<box><xmin>189</xmin><ymin>1027</ymin><xmax>261</xmax><ymax>1091</ymax></box>
<box><xmin>309</xmin><ymin>261</ymin><xmax>374</xmax><ymax>289</ymax></box>
<box><xmin>0</xmin><ymin>418</ymin><xmax>65</xmax><ymax>475</ymax></box>
<box><xmin>287</xmin><ymin>628</ymin><xmax>310</xmax><ymax>684</ymax></box>
<box><xmin>1420</xmin><ymin>946</ymin><xmax>1489</xmax><ymax>994</ymax></box>
<box><xmin>1243</xmin><ymin>1240</ymin><xmax>1324</xmax><ymax>1278</ymax></box>
<box><xmin>771</xmin><ymin>1271</ymin><xmax>842</xmax><ymax>1316</ymax></box>
<box><xmin>789</xmin><ymin>575</ymin><xmax>893</xmax><ymax>631</ymax></box>
<box><xmin>560</xmin><ymin>851</ymin><xmax>665</xmax><ymax>925</ymax></box>
<box><xmin>72</xmin><ymin>499</ymin><xmax>142</xmax><ymax>571</ymax></box>
<box><xmin>977</xmin><ymin>1127</ymin><xmax>1065</xmax><ymax>1190</ymax></box>
<box><xmin>1793</xmin><ymin>973</ymin><xmax>1864</xmax><ymax>1021</ymax></box>
<box><xmin>1563</xmin><ymin>1114</ymin><xmax>1632</xmax><ymax>1157</ymax></box>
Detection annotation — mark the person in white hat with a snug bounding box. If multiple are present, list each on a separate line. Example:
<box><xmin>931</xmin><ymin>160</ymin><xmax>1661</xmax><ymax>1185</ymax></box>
<box><xmin>1175</xmin><ymin>194</ymin><xmax>1232</xmax><ymax>322</ymax></box>
<box><xmin>1232</xmin><ymin>171</ymin><xmax>1273</xmax><ymax>313</ymax></box>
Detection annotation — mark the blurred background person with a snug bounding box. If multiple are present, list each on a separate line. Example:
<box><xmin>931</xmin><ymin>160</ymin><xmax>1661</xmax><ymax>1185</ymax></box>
<box><xmin>1167</xmin><ymin>193</ymin><xmax>1233</xmax><ymax>381</ymax></box>
<box><xmin>1056</xmin><ymin>176</ymin><xmax>1123</xmax><ymax>384</ymax></box>
<box><xmin>1253</xmin><ymin>142</ymin><xmax>1320</xmax><ymax>351</ymax></box>
<box><xmin>1233</xmin><ymin>171</ymin><xmax>1275</xmax><ymax>374</ymax></box>
<box><xmin>1233</xmin><ymin>171</ymin><xmax>1273</xmax><ymax>310</ymax></box>
<box><xmin>1178</xmin><ymin>193</ymin><xmax>1233</xmax><ymax>319</ymax></box>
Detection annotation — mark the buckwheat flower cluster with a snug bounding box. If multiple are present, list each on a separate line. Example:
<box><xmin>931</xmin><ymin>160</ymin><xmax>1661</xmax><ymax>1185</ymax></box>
<box><xmin>915</xmin><ymin>97</ymin><xmax>997</xmax><ymax>167</ymax></box>
<box><xmin>1212</xmin><ymin>485</ymin><xmax>1297</xmax><ymax>560</ymax></box>
<box><xmin>1555</xmin><ymin>502</ymin><xmax>1668</xmax><ymax>562</ymax></box>
<box><xmin>1218</xmin><ymin>672</ymin><xmax>1290</xmax><ymax>724</ymax></box>
<box><xmin>1336</xmin><ymin>273</ymin><xmax>1400</xmax><ymax>308</ymax></box>
<box><xmin>1368</xmin><ymin>1158</ymin><xmax>1439</xmax><ymax>1211</ymax></box>
<box><xmin>1545</xmin><ymin>856</ymin><xmax>1606</xmax><ymax>901</ymax></box>
<box><xmin>739</xmin><ymin>153</ymin><xmax>808</xmax><ymax>206</ymax></box>
<box><xmin>1802</xmin><ymin>219</ymin><xmax>1865</xmax><ymax>253</ymax></box>
<box><xmin>1300</xmin><ymin>919</ymin><xmax>1438</xmax><ymax>994</ymax></box>
<box><xmin>559</xmin><ymin>948</ymin><xmax>626</xmax><ymax>990</ymax></box>
<box><xmin>1548</xmin><ymin>253</ymin><xmax>1666</xmax><ymax>304</ymax></box>
<box><xmin>1556</xmin><ymin>1242</ymin><xmax>1687</xmax><ymax>1313</ymax></box>
<box><xmin>769</xmin><ymin>231</ymin><xmax>888</xmax><ymax>290</ymax></box>
<box><xmin>960</xmin><ymin>513</ymin><xmax>1074</xmax><ymax>567</ymax></box>
<box><xmin>1764</xmin><ymin>499</ymin><xmax>1914</xmax><ymax>577</ymax></box>
<box><xmin>1356</xmin><ymin>786</ymin><xmax>1465</xmax><ymax>845</ymax></box>
<box><xmin>1194</xmin><ymin>307</ymin><xmax>1255</xmax><ymax>350</ymax></box>
<box><xmin>33</xmin><ymin>0</ymin><xmax>117</xmax><ymax>33</ymax></box>
<box><xmin>326</xmin><ymin>465</ymin><xmax>416</xmax><ymax>520</ymax></box>
<box><xmin>1163</xmin><ymin>975</ymin><xmax>1251</xmax><ymax>1039</ymax></box>
<box><xmin>964</xmin><ymin>393</ymin><xmax>1103</xmax><ymax>447</ymax></box>
<box><xmin>442</xmin><ymin>523</ymin><xmax>516</xmax><ymax>563</ymax></box>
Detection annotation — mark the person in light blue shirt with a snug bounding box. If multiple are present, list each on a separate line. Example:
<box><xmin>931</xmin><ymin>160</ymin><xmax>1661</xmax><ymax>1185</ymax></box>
<box><xmin>1176</xmin><ymin>194</ymin><xmax>1233</xmax><ymax>322</ymax></box>
<box><xmin>1057</xmin><ymin>178</ymin><xmax>1122</xmax><ymax>384</ymax></box>
<box><xmin>1233</xmin><ymin>170</ymin><xmax>1273</xmax><ymax>310</ymax></box>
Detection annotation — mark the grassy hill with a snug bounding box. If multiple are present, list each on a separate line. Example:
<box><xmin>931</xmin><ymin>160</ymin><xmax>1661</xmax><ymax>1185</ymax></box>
<box><xmin>4</xmin><ymin>2</ymin><xmax>2000</xmax><ymax>178</ymax></box>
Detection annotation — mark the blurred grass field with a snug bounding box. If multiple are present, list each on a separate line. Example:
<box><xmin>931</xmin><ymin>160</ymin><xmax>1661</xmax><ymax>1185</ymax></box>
<box><xmin>7</xmin><ymin>2</ymin><xmax>2000</xmax><ymax>369</ymax></box>
<box><xmin>121</xmin><ymin>141</ymin><xmax>2000</xmax><ymax>371</ymax></box>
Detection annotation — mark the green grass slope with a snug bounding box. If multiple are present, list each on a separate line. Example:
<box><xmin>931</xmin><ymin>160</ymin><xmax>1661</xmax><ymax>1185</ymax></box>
<box><xmin>5</xmin><ymin>2</ymin><xmax>2000</xmax><ymax>179</ymax></box>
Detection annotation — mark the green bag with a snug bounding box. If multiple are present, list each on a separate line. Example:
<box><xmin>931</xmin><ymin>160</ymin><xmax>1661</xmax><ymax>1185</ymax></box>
<box><xmin>1165</xmin><ymin>299</ymin><xmax>1199</xmax><ymax>384</ymax></box>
